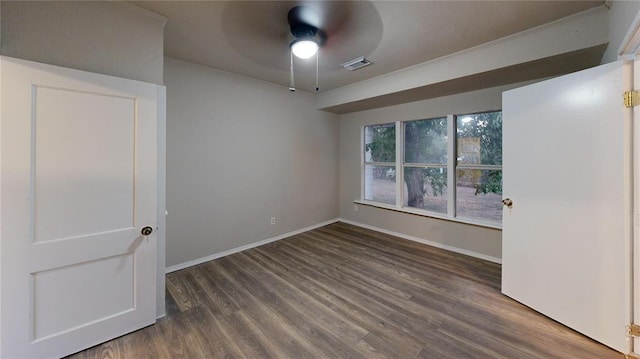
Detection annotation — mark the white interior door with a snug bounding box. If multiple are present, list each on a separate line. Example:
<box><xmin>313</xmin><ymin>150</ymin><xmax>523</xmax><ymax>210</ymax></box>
<box><xmin>1</xmin><ymin>56</ymin><xmax>158</xmax><ymax>358</ymax></box>
<box><xmin>502</xmin><ymin>60</ymin><xmax>632</xmax><ymax>354</ymax></box>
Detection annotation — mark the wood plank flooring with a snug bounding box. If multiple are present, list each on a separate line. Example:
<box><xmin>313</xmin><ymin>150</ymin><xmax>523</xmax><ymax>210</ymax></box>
<box><xmin>67</xmin><ymin>222</ymin><xmax>621</xmax><ymax>358</ymax></box>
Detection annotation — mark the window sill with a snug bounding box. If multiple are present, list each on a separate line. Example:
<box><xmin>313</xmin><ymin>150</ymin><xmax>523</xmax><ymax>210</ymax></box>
<box><xmin>353</xmin><ymin>200</ymin><xmax>502</xmax><ymax>230</ymax></box>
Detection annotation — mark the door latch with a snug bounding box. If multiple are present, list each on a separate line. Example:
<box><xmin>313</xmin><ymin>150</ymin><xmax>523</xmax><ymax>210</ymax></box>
<box><xmin>502</xmin><ymin>198</ymin><xmax>513</xmax><ymax>209</ymax></box>
<box><xmin>141</xmin><ymin>226</ymin><xmax>153</xmax><ymax>236</ymax></box>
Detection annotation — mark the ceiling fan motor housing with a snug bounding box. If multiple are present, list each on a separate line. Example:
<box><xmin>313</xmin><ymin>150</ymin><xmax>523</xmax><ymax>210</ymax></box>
<box><xmin>287</xmin><ymin>6</ymin><xmax>325</xmax><ymax>44</ymax></box>
<box><xmin>290</xmin><ymin>23</ymin><xmax>317</xmax><ymax>39</ymax></box>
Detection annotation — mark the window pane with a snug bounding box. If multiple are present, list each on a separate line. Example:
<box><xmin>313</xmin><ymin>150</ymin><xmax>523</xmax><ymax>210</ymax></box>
<box><xmin>456</xmin><ymin>111</ymin><xmax>502</xmax><ymax>165</ymax></box>
<box><xmin>365</xmin><ymin>123</ymin><xmax>395</xmax><ymax>163</ymax></box>
<box><xmin>456</xmin><ymin>169</ymin><xmax>502</xmax><ymax>223</ymax></box>
<box><xmin>404</xmin><ymin>118</ymin><xmax>447</xmax><ymax>164</ymax></box>
<box><xmin>364</xmin><ymin>165</ymin><xmax>396</xmax><ymax>204</ymax></box>
<box><xmin>403</xmin><ymin>167</ymin><xmax>447</xmax><ymax>214</ymax></box>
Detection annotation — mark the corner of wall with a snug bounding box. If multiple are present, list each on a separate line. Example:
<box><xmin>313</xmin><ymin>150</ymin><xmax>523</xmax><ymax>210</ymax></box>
<box><xmin>164</xmin><ymin>58</ymin><xmax>340</xmax><ymax>268</ymax></box>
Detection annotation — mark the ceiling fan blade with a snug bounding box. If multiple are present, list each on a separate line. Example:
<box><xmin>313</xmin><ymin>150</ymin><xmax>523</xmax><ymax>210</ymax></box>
<box><xmin>297</xmin><ymin>1</ymin><xmax>352</xmax><ymax>36</ymax></box>
<box><xmin>219</xmin><ymin>0</ymin><xmax>383</xmax><ymax>85</ymax></box>
<box><xmin>289</xmin><ymin>5</ymin><xmax>321</xmax><ymax>29</ymax></box>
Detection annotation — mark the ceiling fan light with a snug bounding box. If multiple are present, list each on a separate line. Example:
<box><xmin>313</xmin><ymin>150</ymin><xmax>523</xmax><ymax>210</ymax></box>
<box><xmin>291</xmin><ymin>39</ymin><xmax>318</xmax><ymax>59</ymax></box>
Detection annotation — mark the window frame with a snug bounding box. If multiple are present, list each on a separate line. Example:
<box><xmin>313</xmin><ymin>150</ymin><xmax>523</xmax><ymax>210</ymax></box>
<box><xmin>361</xmin><ymin>122</ymin><xmax>398</xmax><ymax>205</ymax></box>
<box><xmin>454</xmin><ymin>111</ymin><xmax>503</xmax><ymax>223</ymax></box>
<box><xmin>358</xmin><ymin>110</ymin><xmax>502</xmax><ymax>229</ymax></box>
<box><xmin>402</xmin><ymin>117</ymin><xmax>449</xmax><ymax>214</ymax></box>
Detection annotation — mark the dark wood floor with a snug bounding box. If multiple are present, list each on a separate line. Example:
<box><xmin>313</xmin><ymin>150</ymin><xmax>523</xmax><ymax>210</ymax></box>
<box><xmin>68</xmin><ymin>222</ymin><xmax>621</xmax><ymax>358</ymax></box>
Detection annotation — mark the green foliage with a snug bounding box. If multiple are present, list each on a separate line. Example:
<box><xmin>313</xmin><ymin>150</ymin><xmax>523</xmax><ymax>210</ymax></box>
<box><xmin>424</xmin><ymin>168</ymin><xmax>447</xmax><ymax>197</ymax></box>
<box><xmin>365</xmin><ymin>112</ymin><xmax>502</xmax><ymax>209</ymax></box>
<box><xmin>404</xmin><ymin>118</ymin><xmax>448</xmax><ymax>202</ymax></box>
<box><xmin>457</xmin><ymin>111</ymin><xmax>502</xmax><ymax>165</ymax></box>
<box><xmin>365</xmin><ymin>124</ymin><xmax>395</xmax><ymax>163</ymax></box>
<box><xmin>366</xmin><ymin>120</ymin><xmax>450</xmax><ymax>208</ymax></box>
<box><xmin>404</xmin><ymin>118</ymin><xmax>447</xmax><ymax>164</ymax></box>
<box><xmin>457</xmin><ymin>111</ymin><xmax>502</xmax><ymax>195</ymax></box>
<box><xmin>475</xmin><ymin>171</ymin><xmax>502</xmax><ymax>195</ymax></box>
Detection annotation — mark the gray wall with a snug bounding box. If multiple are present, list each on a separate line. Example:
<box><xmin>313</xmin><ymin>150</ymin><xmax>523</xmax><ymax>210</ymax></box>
<box><xmin>602</xmin><ymin>0</ymin><xmax>640</xmax><ymax>63</ymax></box>
<box><xmin>0</xmin><ymin>1</ymin><xmax>165</xmax><ymax>84</ymax></box>
<box><xmin>164</xmin><ymin>57</ymin><xmax>339</xmax><ymax>268</ymax></box>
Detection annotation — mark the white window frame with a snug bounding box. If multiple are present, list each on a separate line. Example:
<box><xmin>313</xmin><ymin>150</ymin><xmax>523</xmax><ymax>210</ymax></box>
<box><xmin>361</xmin><ymin>122</ymin><xmax>397</xmax><ymax>204</ymax></box>
<box><xmin>358</xmin><ymin>110</ymin><xmax>502</xmax><ymax>229</ymax></box>
<box><xmin>453</xmin><ymin>111</ymin><xmax>503</xmax><ymax>223</ymax></box>
<box><xmin>401</xmin><ymin>117</ymin><xmax>449</xmax><ymax>214</ymax></box>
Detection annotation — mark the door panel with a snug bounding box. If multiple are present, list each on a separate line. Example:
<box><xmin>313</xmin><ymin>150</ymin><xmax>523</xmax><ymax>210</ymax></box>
<box><xmin>502</xmin><ymin>60</ymin><xmax>631</xmax><ymax>353</ymax></box>
<box><xmin>1</xmin><ymin>56</ymin><xmax>158</xmax><ymax>358</ymax></box>
<box><xmin>34</xmin><ymin>87</ymin><xmax>136</xmax><ymax>242</ymax></box>
<box><xmin>33</xmin><ymin>253</ymin><xmax>135</xmax><ymax>341</ymax></box>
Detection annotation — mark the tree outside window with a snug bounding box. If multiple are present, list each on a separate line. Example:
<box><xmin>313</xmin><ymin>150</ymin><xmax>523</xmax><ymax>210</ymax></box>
<box><xmin>364</xmin><ymin>123</ymin><xmax>395</xmax><ymax>205</ymax></box>
<box><xmin>361</xmin><ymin>110</ymin><xmax>502</xmax><ymax>225</ymax></box>
<box><xmin>456</xmin><ymin>111</ymin><xmax>502</xmax><ymax>223</ymax></box>
<box><xmin>404</xmin><ymin>118</ymin><xmax>447</xmax><ymax>213</ymax></box>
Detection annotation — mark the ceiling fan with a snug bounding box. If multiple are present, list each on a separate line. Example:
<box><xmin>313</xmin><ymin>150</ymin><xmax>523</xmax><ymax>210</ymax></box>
<box><xmin>220</xmin><ymin>1</ymin><xmax>383</xmax><ymax>92</ymax></box>
<box><xmin>287</xmin><ymin>6</ymin><xmax>326</xmax><ymax>92</ymax></box>
<box><xmin>288</xmin><ymin>6</ymin><xmax>326</xmax><ymax>59</ymax></box>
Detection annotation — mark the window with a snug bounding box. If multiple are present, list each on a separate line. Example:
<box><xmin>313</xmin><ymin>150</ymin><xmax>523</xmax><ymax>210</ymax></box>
<box><xmin>361</xmin><ymin>110</ymin><xmax>502</xmax><ymax>226</ymax></box>
<box><xmin>403</xmin><ymin>118</ymin><xmax>448</xmax><ymax>214</ymax></box>
<box><xmin>455</xmin><ymin>111</ymin><xmax>502</xmax><ymax>223</ymax></box>
<box><xmin>363</xmin><ymin>123</ymin><xmax>396</xmax><ymax>205</ymax></box>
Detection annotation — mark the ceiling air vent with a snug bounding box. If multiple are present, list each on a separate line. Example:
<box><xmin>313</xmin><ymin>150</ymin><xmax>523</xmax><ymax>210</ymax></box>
<box><xmin>341</xmin><ymin>56</ymin><xmax>372</xmax><ymax>71</ymax></box>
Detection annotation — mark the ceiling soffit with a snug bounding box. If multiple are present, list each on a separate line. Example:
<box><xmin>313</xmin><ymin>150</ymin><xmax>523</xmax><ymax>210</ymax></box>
<box><xmin>131</xmin><ymin>1</ymin><xmax>604</xmax><ymax>93</ymax></box>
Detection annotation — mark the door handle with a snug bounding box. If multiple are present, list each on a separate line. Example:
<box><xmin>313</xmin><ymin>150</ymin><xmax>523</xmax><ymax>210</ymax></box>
<box><xmin>502</xmin><ymin>198</ymin><xmax>513</xmax><ymax>208</ymax></box>
<box><xmin>141</xmin><ymin>226</ymin><xmax>153</xmax><ymax>236</ymax></box>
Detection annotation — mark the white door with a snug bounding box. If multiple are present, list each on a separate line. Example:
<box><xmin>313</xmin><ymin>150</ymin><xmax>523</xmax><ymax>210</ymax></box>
<box><xmin>1</xmin><ymin>56</ymin><xmax>158</xmax><ymax>358</ymax></box>
<box><xmin>502</xmin><ymin>60</ymin><xmax>632</xmax><ymax>354</ymax></box>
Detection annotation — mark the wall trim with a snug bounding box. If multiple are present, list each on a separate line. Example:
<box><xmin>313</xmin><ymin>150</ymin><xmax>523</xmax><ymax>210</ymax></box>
<box><xmin>165</xmin><ymin>218</ymin><xmax>341</xmax><ymax>273</ymax></box>
<box><xmin>338</xmin><ymin>218</ymin><xmax>502</xmax><ymax>264</ymax></box>
<box><xmin>617</xmin><ymin>7</ymin><xmax>640</xmax><ymax>59</ymax></box>
<box><xmin>165</xmin><ymin>216</ymin><xmax>501</xmax><ymax>274</ymax></box>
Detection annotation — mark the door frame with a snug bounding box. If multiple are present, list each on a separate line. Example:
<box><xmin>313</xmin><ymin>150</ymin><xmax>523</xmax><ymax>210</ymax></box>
<box><xmin>156</xmin><ymin>86</ymin><xmax>167</xmax><ymax>319</ymax></box>
<box><xmin>619</xmin><ymin>8</ymin><xmax>640</xmax><ymax>357</ymax></box>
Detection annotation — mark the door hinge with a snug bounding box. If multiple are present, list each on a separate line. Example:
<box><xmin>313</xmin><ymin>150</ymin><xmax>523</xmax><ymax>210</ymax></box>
<box><xmin>624</xmin><ymin>90</ymin><xmax>640</xmax><ymax>108</ymax></box>
<box><xmin>627</xmin><ymin>323</ymin><xmax>640</xmax><ymax>337</ymax></box>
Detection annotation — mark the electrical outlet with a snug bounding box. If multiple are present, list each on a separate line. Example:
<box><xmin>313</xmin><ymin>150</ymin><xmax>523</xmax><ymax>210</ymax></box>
<box><xmin>353</xmin><ymin>204</ymin><xmax>359</xmax><ymax>212</ymax></box>
<box><xmin>270</xmin><ymin>217</ymin><xmax>276</xmax><ymax>225</ymax></box>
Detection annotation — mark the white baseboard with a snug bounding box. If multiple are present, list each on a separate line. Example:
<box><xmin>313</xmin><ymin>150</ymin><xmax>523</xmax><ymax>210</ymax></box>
<box><xmin>338</xmin><ymin>218</ymin><xmax>502</xmax><ymax>264</ymax></box>
<box><xmin>165</xmin><ymin>218</ymin><xmax>340</xmax><ymax>273</ymax></box>
<box><xmin>165</xmin><ymin>216</ymin><xmax>501</xmax><ymax>273</ymax></box>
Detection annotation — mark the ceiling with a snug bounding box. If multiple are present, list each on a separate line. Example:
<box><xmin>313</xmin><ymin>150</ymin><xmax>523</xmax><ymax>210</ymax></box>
<box><xmin>132</xmin><ymin>1</ymin><xmax>604</xmax><ymax>93</ymax></box>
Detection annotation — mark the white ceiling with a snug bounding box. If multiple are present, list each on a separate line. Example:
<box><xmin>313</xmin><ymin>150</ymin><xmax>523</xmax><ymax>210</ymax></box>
<box><xmin>132</xmin><ymin>1</ymin><xmax>604</xmax><ymax>93</ymax></box>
